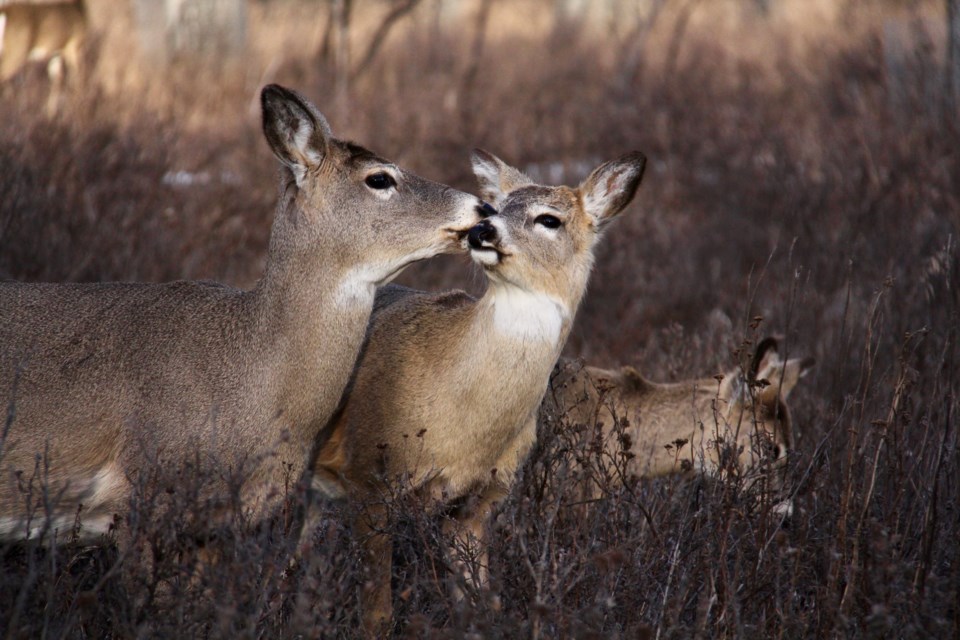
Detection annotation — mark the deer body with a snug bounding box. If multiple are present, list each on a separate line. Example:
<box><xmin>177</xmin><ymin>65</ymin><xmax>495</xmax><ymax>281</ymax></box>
<box><xmin>0</xmin><ymin>85</ymin><xmax>483</xmax><ymax>542</ymax></box>
<box><xmin>327</xmin><ymin>284</ymin><xmax>570</xmax><ymax>503</ymax></box>
<box><xmin>312</xmin><ymin>149</ymin><xmax>646</xmax><ymax>632</ymax></box>
<box><xmin>546</xmin><ymin>338</ymin><xmax>813</xmax><ymax>498</ymax></box>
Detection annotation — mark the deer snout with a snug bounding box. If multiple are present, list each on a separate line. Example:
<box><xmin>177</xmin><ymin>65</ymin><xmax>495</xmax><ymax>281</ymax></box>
<box><xmin>467</xmin><ymin>219</ymin><xmax>498</xmax><ymax>249</ymax></box>
<box><xmin>477</xmin><ymin>202</ymin><xmax>497</xmax><ymax>218</ymax></box>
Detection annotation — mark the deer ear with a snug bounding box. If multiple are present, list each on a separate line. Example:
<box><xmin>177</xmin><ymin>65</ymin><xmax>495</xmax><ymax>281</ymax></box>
<box><xmin>750</xmin><ymin>337</ymin><xmax>780</xmax><ymax>379</ymax></box>
<box><xmin>471</xmin><ymin>149</ymin><xmax>534</xmax><ymax>207</ymax></box>
<box><xmin>579</xmin><ymin>152</ymin><xmax>646</xmax><ymax>226</ymax></box>
<box><xmin>619</xmin><ymin>366</ymin><xmax>651</xmax><ymax>392</ymax></box>
<box><xmin>261</xmin><ymin>84</ymin><xmax>332</xmax><ymax>187</ymax></box>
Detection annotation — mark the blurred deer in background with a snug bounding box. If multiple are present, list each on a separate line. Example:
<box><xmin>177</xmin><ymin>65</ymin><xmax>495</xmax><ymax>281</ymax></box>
<box><xmin>310</xmin><ymin>149</ymin><xmax>646</xmax><ymax>633</ymax></box>
<box><xmin>0</xmin><ymin>0</ymin><xmax>86</xmax><ymax>114</ymax></box>
<box><xmin>547</xmin><ymin>337</ymin><xmax>814</xmax><ymax>515</ymax></box>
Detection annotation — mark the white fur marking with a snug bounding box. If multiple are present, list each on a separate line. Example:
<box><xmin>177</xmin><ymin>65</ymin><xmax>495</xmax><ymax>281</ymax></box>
<box><xmin>488</xmin><ymin>285</ymin><xmax>566</xmax><ymax>344</ymax></box>
<box><xmin>29</xmin><ymin>47</ymin><xmax>52</xmax><ymax>61</ymax></box>
<box><xmin>333</xmin><ymin>271</ymin><xmax>377</xmax><ymax>309</ymax></box>
<box><xmin>471</xmin><ymin>156</ymin><xmax>505</xmax><ymax>205</ymax></box>
<box><xmin>583</xmin><ymin>168</ymin><xmax>633</xmax><ymax>220</ymax></box>
<box><xmin>471</xmin><ymin>157</ymin><xmax>500</xmax><ymax>188</ymax></box>
<box><xmin>0</xmin><ymin>467</ymin><xmax>123</xmax><ymax>542</ymax></box>
<box><xmin>371</xmin><ymin>187</ymin><xmax>395</xmax><ymax>201</ymax></box>
<box><xmin>88</xmin><ymin>465</ymin><xmax>124</xmax><ymax>505</ymax></box>
<box><xmin>291</xmin><ymin>120</ymin><xmax>321</xmax><ymax>186</ymax></box>
<box><xmin>470</xmin><ymin>248</ymin><xmax>499</xmax><ymax>267</ymax></box>
<box><xmin>0</xmin><ymin>515</ymin><xmax>114</xmax><ymax>541</ymax></box>
<box><xmin>336</xmin><ymin>240</ymin><xmax>447</xmax><ymax>308</ymax></box>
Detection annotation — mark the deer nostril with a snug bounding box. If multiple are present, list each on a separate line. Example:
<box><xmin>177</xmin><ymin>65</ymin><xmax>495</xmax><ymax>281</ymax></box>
<box><xmin>467</xmin><ymin>220</ymin><xmax>497</xmax><ymax>249</ymax></box>
<box><xmin>477</xmin><ymin>202</ymin><xmax>497</xmax><ymax>218</ymax></box>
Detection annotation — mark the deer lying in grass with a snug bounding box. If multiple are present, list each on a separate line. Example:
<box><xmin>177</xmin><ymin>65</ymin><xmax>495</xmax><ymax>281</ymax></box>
<box><xmin>310</xmin><ymin>149</ymin><xmax>646</xmax><ymax>632</ymax></box>
<box><xmin>546</xmin><ymin>337</ymin><xmax>813</xmax><ymax>511</ymax></box>
<box><xmin>0</xmin><ymin>0</ymin><xmax>86</xmax><ymax>114</ymax></box>
<box><xmin>0</xmin><ymin>85</ymin><xmax>485</xmax><ymax>549</ymax></box>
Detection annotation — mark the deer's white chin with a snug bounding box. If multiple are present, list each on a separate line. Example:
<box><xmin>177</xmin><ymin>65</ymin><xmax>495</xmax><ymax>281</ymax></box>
<box><xmin>470</xmin><ymin>247</ymin><xmax>500</xmax><ymax>267</ymax></box>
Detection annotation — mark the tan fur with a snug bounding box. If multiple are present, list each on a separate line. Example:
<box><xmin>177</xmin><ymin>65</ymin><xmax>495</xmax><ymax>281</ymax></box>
<box><xmin>545</xmin><ymin>337</ymin><xmax>814</xmax><ymax>502</ymax></box>
<box><xmin>0</xmin><ymin>85</ymin><xmax>483</xmax><ymax>546</ymax></box>
<box><xmin>0</xmin><ymin>0</ymin><xmax>87</xmax><ymax>113</ymax></box>
<box><xmin>310</xmin><ymin>149</ymin><xmax>646</xmax><ymax>632</ymax></box>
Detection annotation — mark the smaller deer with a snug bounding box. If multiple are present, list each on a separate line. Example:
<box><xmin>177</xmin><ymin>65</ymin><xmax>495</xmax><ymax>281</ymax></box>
<box><xmin>546</xmin><ymin>337</ymin><xmax>813</xmax><ymax>510</ymax></box>
<box><xmin>309</xmin><ymin>149</ymin><xmax>646</xmax><ymax>633</ymax></box>
<box><xmin>0</xmin><ymin>0</ymin><xmax>86</xmax><ymax>114</ymax></box>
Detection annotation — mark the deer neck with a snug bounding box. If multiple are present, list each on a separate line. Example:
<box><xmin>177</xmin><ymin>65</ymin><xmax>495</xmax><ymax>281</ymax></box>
<box><xmin>249</xmin><ymin>201</ymin><xmax>379</xmax><ymax>431</ymax></box>
<box><xmin>483</xmin><ymin>282</ymin><xmax>568</xmax><ymax>345</ymax></box>
<box><xmin>463</xmin><ymin>281</ymin><xmax>573</xmax><ymax>410</ymax></box>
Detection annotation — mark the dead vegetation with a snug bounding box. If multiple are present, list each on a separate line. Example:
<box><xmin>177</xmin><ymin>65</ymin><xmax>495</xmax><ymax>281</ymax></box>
<box><xmin>1</xmin><ymin>0</ymin><xmax>958</xmax><ymax>637</ymax></box>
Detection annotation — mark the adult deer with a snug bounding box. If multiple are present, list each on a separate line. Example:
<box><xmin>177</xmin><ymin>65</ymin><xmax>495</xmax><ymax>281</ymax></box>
<box><xmin>310</xmin><ymin>149</ymin><xmax>646</xmax><ymax>633</ymax></box>
<box><xmin>0</xmin><ymin>85</ymin><xmax>485</xmax><ymax>551</ymax></box>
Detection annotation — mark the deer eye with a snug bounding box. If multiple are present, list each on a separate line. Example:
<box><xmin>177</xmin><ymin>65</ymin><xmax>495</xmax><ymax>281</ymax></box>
<box><xmin>535</xmin><ymin>214</ymin><xmax>562</xmax><ymax>229</ymax></box>
<box><xmin>365</xmin><ymin>173</ymin><xmax>396</xmax><ymax>190</ymax></box>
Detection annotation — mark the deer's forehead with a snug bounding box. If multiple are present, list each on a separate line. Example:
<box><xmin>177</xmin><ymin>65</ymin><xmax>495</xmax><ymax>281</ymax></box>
<box><xmin>500</xmin><ymin>186</ymin><xmax>580</xmax><ymax>217</ymax></box>
<box><xmin>336</xmin><ymin>141</ymin><xmax>390</xmax><ymax>168</ymax></box>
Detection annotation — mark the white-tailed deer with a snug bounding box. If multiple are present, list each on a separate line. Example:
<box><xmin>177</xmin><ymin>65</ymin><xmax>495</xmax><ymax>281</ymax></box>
<box><xmin>546</xmin><ymin>337</ymin><xmax>814</xmax><ymax>509</ymax></box>
<box><xmin>0</xmin><ymin>0</ymin><xmax>87</xmax><ymax>114</ymax></box>
<box><xmin>0</xmin><ymin>85</ymin><xmax>485</xmax><ymax>550</ymax></box>
<box><xmin>310</xmin><ymin>149</ymin><xmax>646</xmax><ymax>632</ymax></box>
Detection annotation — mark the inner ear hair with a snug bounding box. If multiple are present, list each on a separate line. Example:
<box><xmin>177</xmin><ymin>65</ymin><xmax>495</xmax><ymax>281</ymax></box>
<box><xmin>749</xmin><ymin>336</ymin><xmax>780</xmax><ymax>379</ymax></box>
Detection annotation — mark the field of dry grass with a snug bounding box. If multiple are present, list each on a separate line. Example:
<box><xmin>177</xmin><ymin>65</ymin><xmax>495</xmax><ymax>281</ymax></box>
<box><xmin>1</xmin><ymin>0</ymin><xmax>958</xmax><ymax>637</ymax></box>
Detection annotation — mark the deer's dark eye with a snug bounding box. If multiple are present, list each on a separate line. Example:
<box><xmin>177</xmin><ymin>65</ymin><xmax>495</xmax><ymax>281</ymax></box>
<box><xmin>535</xmin><ymin>214</ymin><xmax>562</xmax><ymax>229</ymax></box>
<box><xmin>365</xmin><ymin>173</ymin><xmax>396</xmax><ymax>190</ymax></box>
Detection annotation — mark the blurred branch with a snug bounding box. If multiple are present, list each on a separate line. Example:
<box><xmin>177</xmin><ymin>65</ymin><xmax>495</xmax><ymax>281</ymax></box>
<box><xmin>317</xmin><ymin>1</ymin><xmax>336</xmax><ymax>61</ymax></box>
<box><xmin>948</xmin><ymin>0</ymin><xmax>960</xmax><ymax>109</ymax></box>
<box><xmin>663</xmin><ymin>0</ymin><xmax>702</xmax><ymax>78</ymax></box>
<box><xmin>616</xmin><ymin>0</ymin><xmax>670</xmax><ymax>88</ymax></box>
<box><xmin>459</xmin><ymin>0</ymin><xmax>495</xmax><ymax>137</ymax></box>
<box><xmin>331</xmin><ymin>0</ymin><xmax>352</xmax><ymax>116</ymax></box>
<box><xmin>352</xmin><ymin>0</ymin><xmax>423</xmax><ymax>81</ymax></box>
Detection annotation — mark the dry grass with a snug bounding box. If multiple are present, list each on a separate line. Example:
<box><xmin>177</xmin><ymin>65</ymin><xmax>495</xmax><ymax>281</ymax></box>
<box><xmin>1</xmin><ymin>0</ymin><xmax>958</xmax><ymax>637</ymax></box>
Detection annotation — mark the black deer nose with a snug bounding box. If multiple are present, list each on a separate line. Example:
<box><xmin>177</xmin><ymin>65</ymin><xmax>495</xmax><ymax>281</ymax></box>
<box><xmin>467</xmin><ymin>219</ymin><xmax>497</xmax><ymax>249</ymax></box>
<box><xmin>476</xmin><ymin>202</ymin><xmax>497</xmax><ymax>218</ymax></box>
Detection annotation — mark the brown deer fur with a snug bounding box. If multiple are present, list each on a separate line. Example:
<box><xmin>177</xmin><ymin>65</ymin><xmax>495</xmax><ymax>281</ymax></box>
<box><xmin>545</xmin><ymin>337</ymin><xmax>813</xmax><ymax>503</ymax></box>
<box><xmin>0</xmin><ymin>85</ymin><xmax>484</xmax><ymax>545</ymax></box>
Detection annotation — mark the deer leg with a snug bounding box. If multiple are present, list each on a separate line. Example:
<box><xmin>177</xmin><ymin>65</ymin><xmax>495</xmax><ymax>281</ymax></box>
<box><xmin>353</xmin><ymin>501</ymin><xmax>393</xmax><ymax>637</ymax></box>
<box><xmin>443</xmin><ymin>483</ymin><xmax>506</xmax><ymax>603</ymax></box>
<box><xmin>45</xmin><ymin>54</ymin><xmax>64</xmax><ymax>117</ymax></box>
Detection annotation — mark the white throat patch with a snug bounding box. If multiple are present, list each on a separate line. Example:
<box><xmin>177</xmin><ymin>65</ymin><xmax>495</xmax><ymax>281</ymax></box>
<box><xmin>334</xmin><ymin>269</ymin><xmax>377</xmax><ymax>309</ymax></box>
<box><xmin>487</xmin><ymin>285</ymin><xmax>567</xmax><ymax>344</ymax></box>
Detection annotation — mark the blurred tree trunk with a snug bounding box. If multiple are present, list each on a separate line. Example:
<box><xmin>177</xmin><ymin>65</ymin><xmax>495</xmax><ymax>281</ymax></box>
<box><xmin>551</xmin><ymin>0</ymin><xmax>589</xmax><ymax>42</ymax></box>
<box><xmin>459</xmin><ymin>0</ymin><xmax>494</xmax><ymax>138</ymax></box>
<box><xmin>352</xmin><ymin>0</ymin><xmax>423</xmax><ymax>81</ymax></box>
<box><xmin>331</xmin><ymin>0</ymin><xmax>351</xmax><ymax>118</ymax></box>
<box><xmin>134</xmin><ymin>0</ymin><xmax>246</xmax><ymax>65</ymax></box>
<box><xmin>949</xmin><ymin>0</ymin><xmax>960</xmax><ymax>108</ymax></box>
<box><xmin>663</xmin><ymin>0</ymin><xmax>701</xmax><ymax>78</ymax></box>
<box><xmin>134</xmin><ymin>0</ymin><xmax>168</xmax><ymax>64</ymax></box>
<box><xmin>615</xmin><ymin>0</ymin><xmax>669</xmax><ymax>89</ymax></box>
